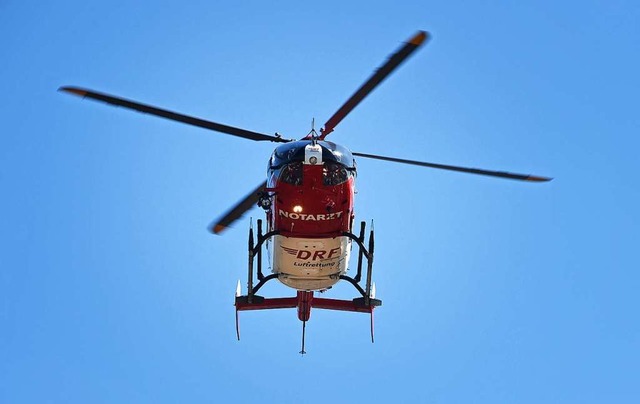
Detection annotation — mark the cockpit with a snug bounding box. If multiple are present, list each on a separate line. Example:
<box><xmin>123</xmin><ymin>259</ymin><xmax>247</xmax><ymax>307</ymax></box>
<box><xmin>268</xmin><ymin>140</ymin><xmax>356</xmax><ymax>187</ymax></box>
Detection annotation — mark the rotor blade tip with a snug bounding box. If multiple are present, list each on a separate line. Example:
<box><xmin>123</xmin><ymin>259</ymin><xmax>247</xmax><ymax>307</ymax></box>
<box><xmin>409</xmin><ymin>31</ymin><xmax>428</xmax><ymax>46</ymax></box>
<box><xmin>59</xmin><ymin>86</ymin><xmax>87</xmax><ymax>97</ymax></box>
<box><xmin>213</xmin><ymin>224</ymin><xmax>227</xmax><ymax>234</ymax></box>
<box><xmin>527</xmin><ymin>175</ymin><xmax>553</xmax><ymax>182</ymax></box>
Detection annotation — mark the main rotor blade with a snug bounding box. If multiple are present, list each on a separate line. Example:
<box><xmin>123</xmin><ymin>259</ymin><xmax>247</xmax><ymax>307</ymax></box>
<box><xmin>59</xmin><ymin>86</ymin><xmax>287</xmax><ymax>143</ymax></box>
<box><xmin>321</xmin><ymin>31</ymin><xmax>429</xmax><ymax>138</ymax></box>
<box><xmin>352</xmin><ymin>152</ymin><xmax>552</xmax><ymax>182</ymax></box>
<box><xmin>209</xmin><ymin>181</ymin><xmax>267</xmax><ymax>234</ymax></box>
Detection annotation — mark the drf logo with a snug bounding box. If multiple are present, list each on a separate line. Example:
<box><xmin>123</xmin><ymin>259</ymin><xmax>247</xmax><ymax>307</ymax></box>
<box><xmin>281</xmin><ymin>246</ymin><xmax>342</xmax><ymax>261</ymax></box>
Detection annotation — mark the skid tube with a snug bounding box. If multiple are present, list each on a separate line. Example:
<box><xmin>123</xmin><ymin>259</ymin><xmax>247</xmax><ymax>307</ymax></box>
<box><xmin>235</xmin><ymin>220</ymin><xmax>382</xmax><ymax>352</ymax></box>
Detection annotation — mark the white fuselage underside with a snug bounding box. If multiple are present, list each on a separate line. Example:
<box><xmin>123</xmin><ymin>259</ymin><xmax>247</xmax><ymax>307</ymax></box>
<box><xmin>271</xmin><ymin>235</ymin><xmax>351</xmax><ymax>291</ymax></box>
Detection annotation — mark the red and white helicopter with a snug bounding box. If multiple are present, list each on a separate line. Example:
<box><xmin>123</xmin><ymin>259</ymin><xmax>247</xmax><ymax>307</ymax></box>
<box><xmin>60</xmin><ymin>31</ymin><xmax>551</xmax><ymax>353</ymax></box>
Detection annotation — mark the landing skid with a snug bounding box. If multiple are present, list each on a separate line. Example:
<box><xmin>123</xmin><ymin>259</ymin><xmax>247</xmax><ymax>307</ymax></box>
<box><xmin>235</xmin><ymin>219</ymin><xmax>382</xmax><ymax>353</ymax></box>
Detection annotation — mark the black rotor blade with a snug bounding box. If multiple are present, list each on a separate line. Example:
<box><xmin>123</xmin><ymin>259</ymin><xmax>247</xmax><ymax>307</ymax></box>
<box><xmin>209</xmin><ymin>181</ymin><xmax>267</xmax><ymax>234</ymax></box>
<box><xmin>321</xmin><ymin>31</ymin><xmax>429</xmax><ymax>138</ymax></box>
<box><xmin>59</xmin><ymin>86</ymin><xmax>287</xmax><ymax>143</ymax></box>
<box><xmin>352</xmin><ymin>152</ymin><xmax>552</xmax><ymax>182</ymax></box>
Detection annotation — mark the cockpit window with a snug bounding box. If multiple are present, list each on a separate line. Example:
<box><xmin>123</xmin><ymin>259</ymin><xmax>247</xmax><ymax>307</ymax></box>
<box><xmin>270</xmin><ymin>140</ymin><xmax>356</xmax><ymax>169</ymax></box>
<box><xmin>323</xmin><ymin>162</ymin><xmax>349</xmax><ymax>186</ymax></box>
<box><xmin>279</xmin><ymin>162</ymin><xmax>303</xmax><ymax>185</ymax></box>
<box><xmin>270</xmin><ymin>142</ymin><xmax>306</xmax><ymax>168</ymax></box>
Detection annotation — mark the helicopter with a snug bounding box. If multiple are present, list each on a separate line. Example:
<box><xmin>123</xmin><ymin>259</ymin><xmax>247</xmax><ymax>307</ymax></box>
<box><xmin>60</xmin><ymin>30</ymin><xmax>551</xmax><ymax>353</ymax></box>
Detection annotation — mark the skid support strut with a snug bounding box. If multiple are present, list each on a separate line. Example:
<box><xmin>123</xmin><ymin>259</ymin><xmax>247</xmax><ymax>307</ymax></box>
<box><xmin>235</xmin><ymin>220</ymin><xmax>382</xmax><ymax>351</ymax></box>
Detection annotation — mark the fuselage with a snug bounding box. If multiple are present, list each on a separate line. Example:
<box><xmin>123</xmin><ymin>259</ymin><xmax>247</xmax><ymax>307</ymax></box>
<box><xmin>265</xmin><ymin>140</ymin><xmax>356</xmax><ymax>291</ymax></box>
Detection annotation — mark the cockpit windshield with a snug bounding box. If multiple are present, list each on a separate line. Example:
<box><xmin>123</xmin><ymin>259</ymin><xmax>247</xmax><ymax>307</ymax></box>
<box><xmin>269</xmin><ymin>141</ymin><xmax>356</xmax><ymax>187</ymax></box>
<box><xmin>269</xmin><ymin>140</ymin><xmax>356</xmax><ymax>169</ymax></box>
<box><xmin>279</xmin><ymin>162</ymin><xmax>303</xmax><ymax>185</ymax></box>
<box><xmin>323</xmin><ymin>162</ymin><xmax>349</xmax><ymax>186</ymax></box>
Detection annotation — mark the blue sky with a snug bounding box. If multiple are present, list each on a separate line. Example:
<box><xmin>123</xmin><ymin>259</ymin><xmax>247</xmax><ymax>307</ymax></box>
<box><xmin>2</xmin><ymin>1</ymin><xmax>639</xmax><ymax>402</ymax></box>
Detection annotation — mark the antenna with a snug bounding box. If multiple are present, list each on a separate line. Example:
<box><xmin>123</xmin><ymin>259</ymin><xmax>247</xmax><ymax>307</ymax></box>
<box><xmin>307</xmin><ymin>118</ymin><xmax>319</xmax><ymax>144</ymax></box>
<box><xmin>300</xmin><ymin>320</ymin><xmax>307</xmax><ymax>355</ymax></box>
